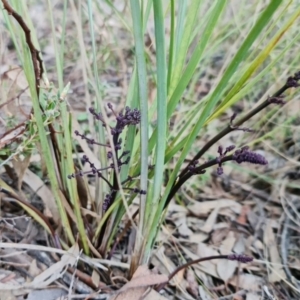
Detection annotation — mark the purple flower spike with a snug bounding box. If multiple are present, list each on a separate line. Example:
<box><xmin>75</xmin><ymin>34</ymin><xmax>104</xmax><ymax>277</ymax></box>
<box><xmin>218</xmin><ymin>146</ymin><xmax>223</xmax><ymax>155</ymax></box>
<box><xmin>227</xmin><ymin>254</ymin><xmax>253</xmax><ymax>263</ymax></box>
<box><xmin>268</xmin><ymin>96</ymin><xmax>285</xmax><ymax>105</ymax></box>
<box><xmin>103</xmin><ymin>193</ymin><xmax>113</xmax><ymax>212</ymax></box>
<box><xmin>225</xmin><ymin>145</ymin><xmax>236</xmax><ymax>153</ymax></box>
<box><xmin>233</xmin><ymin>148</ymin><xmax>268</xmax><ymax>165</ymax></box>
<box><xmin>217</xmin><ymin>166</ymin><xmax>223</xmax><ymax>175</ymax></box>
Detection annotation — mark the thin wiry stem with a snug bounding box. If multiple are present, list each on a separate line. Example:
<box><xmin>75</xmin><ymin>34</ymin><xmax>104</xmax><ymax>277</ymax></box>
<box><xmin>165</xmin><ymin>72</ymin><xmax>300</xmax><ymax>208</ymax></box>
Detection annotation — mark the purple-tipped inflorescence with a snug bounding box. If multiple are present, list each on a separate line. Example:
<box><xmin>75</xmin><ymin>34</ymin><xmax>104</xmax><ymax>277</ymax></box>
<box><xmin>216</xmin><ymin>145</ymin><xmax>237</xmax><ymax>175</ymax></box>
<box><xmin>214</xmin><ymin>145</ymin><xmax>267</xmax><ymax>176</ymax></box>
<box><xmin>286</xmin><ymin>71</ymin><xmax>300</xmax><ymax>88</ymax></box>
<box><xmin>233</xmin><ymin>146</ymin><xmax>268</xmax><ymax>165</ymax></box>
<box><xmin>88</xmin><ymin>104</ymin><xmax>141</xmax><ymax>137</ymax></box>
<box><xmin>187</xmin><ymin>160</ymin><xmax>199</xmax><ymax>172</ymax></box>
<box><xmin>69</xmin><ymin>104</ymin><xmax>144</xmax><ymax>212</ymax></box>
<box><xmin>108</xmin><ymin>105</ymin><xmax>141</xmax><ymax>136</ymax></box>
<box><xmin>227</xmin><ymin>254</ymin><xmax>253</xmax><ymax>263</ymax></box>
<box><xmin>187</xmin><ymin>160</ymin><xmax>206</xmax><ymax>175</ymax></box>
<box><xmin>268</xmin><ymin>96</ymin><xmax>285</xmax><ymax>105</ymax></box>
<box><xmin>103</xmin><ymin>193</ymin><xmax>113</xmax><ymax>212</ymax></box>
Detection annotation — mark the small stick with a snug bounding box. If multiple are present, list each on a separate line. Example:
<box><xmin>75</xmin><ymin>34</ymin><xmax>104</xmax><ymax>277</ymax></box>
<box><xmin>155</xmin><ymin>254</ymin><xmax>253</xmax><ymax>292</ymax></box>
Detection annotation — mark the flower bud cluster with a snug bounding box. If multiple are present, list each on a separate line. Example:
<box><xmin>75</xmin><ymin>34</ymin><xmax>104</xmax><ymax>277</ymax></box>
<box><xmin>68</xmin><ymin>104</ymin><xmax>144</xmax><ymax>211</ymax></box>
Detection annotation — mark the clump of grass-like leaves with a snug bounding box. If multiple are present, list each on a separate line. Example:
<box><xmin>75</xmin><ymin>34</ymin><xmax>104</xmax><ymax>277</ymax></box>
<box><xmin>1</xmin><ymin>0</ymin><xmax>300</xmax><ymax>296</ymax></box>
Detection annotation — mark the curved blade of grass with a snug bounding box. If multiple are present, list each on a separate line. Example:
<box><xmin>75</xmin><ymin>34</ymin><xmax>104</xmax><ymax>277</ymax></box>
<box><xmin>61</xmin><ymin>99</ymin><xmax>90</xmax><ymax>255</ymax></box>
<box><xmin>166</xmin><ymin>29</ymin><xmax>300</xmax><ymax>163</ymax></box>
<box><xmin>169</xmin><ymin>0</ymin><xmax>202</xmax><ymax>96</ymax></box>
<box><xmin>144</xmin><ymin>0</ymin><xmax>167</xmax><ymax>238</ymax></box>
<box><xmin>167</xmin><ymin>0</ymin><xmax>175</xmax><ymax>91</ymax></box>
<box><xmin>84</xmin><ymin>0</ymin><xmax>108</xmax><ymax>208</ymax></box>
<box><xmin>145</xmin><ymin>0</ymin><xmax>283</xmax><ymax>258</ymax></box>
<box><xmin>101</xmin><ymin>0</ymin><xmax>132</xmax><ymax>32</ymax></box>
<box><xmin>0</xmin><ymin>180</ymin><xmax>59</xmax><ymax>247</ymax></box>
<box><xmin>207</xmin><ymin>5</ymin><xmax>300</xmax><ymax>122</ymax></box>
<box><xmin>142</xmin><ymin>0</ymin><xmax>153</xmax><ymax>33</ymax></box>
<box><xmin>143</xmin><ymin>1</ymin><xmax>226</xmax><ymax>163</ymax></box>
<box><xmin>1</xmin><ymin>10</ymin><xmax>22</xmax><ymax>61</ymax></box>
<box><xmin>173</xmin><ymin>0</ymin><xmax>187</xmax><ymax>64</ymax></box>
<box><xmin>129</xmin><ymin>0</ymin><xmax>149</xmax><ymax>269</ymax></box>
<box><xmin>46</xmin><ymin>0</ymin><xmax>89</xmax><ymax>254</ymax></box>
<box><xmin>131</xmin><ymin>0</ymin><xmax>226</xmax><ymax>180</ymax></box>
<box><xmin>3</xmin><ymin>1</ymin><xmax>75</xmax><ymax>245</ymax></box>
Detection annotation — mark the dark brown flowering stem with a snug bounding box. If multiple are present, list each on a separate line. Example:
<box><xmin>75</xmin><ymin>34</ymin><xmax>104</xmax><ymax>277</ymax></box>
<box><xmin>155</xmin><ymin>254</ymin><xmax>253</xmax><ymax>292</ymax></box>
<box><xmin>74</xmin><ymin>130</ymin><xmax>111</xmax><ymax>147</ymax></box>
<box><xmin>2</xmin><ymin>0</ymin><xmax>63</xmax><ymax>177</ymax></box>
<box><xmin>166</xmin><ymin>148</ymin><xmax>267</xmax><ymax>206</ymax></box>
<box><xmin>179</xmin><ymin>82</ymin><xmax>290</xmax><ymax>179</ymax></box>
<box><xmin>164</xmin><ymin>73</ymin><xmax>300</xmax><ymax>208</ymax></box>
<box><xmin>168</xmin><ymin>155</ymin><xmax>239</xmax><ymax>201</ymax></box>
<box><xmin>1</xmin><ymin>0</ymin><xmax>43</xmax><ymax>96</ymax></box>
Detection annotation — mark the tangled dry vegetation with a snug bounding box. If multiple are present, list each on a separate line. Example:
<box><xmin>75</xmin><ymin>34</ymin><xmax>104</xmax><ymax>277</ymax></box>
<box><xmin>0</xmin><ymin>1</ymin><xmax>300</xmax><ymax>300</ymax></box>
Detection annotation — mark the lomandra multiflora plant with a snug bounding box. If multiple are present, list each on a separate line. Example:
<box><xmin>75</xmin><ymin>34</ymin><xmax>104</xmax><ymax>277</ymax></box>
<box><xmin>70</xmin><ymin>72</ymin><xmax>300</xmax><ymax>210</ymax></box>
<box><xmin>68</xmin><ymin>105</ymin><xmax>146</xmax><ymax>212</ymax></box>
<box><xmin>68</xmin><ymin>72</ymin><xmax>300</xmax><ymax>282</ymax></box>
<box><xmin>2</xmin><ymin>0</ymin><xmax>300</xmax><ymax>294</ymax></box>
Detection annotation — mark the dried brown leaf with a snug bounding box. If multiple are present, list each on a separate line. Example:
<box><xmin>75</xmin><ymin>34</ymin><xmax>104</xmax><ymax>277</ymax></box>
<box><xmin>228</xmin><ymin>273</ymin><xmax>263</xmax><ymax>291</ymax></box>
<box><xmin>198</xmin><ymin>286</ymin><xmax>212</xmax><ymax>299</ymax></box>
<box><xmin>4</xmin><ymin>67</ymin><xmax>29</xmax><ymax>91</ymax></box>
<box><xmin>188</xmin><ymin>232</ymin><xmax>208</xmax><ymax>243</ymax></box>
<box><xmin>0</xmin><ymin>248</ymin><xmax>32</xmax><ymax>266</ymax></box>
<box><xmin>186</xmin><ymin>269</ymin><xmax>199</xmax><ymax>298</ymax></box>
<box><xmin>174</xmin><ymin>213</ymin><xmax>193</xmax><ymax>237</ymax></box>
<box><xmin>0</xmin><ymin>244</ymin><xmax>79</xmax><ymax>290</ymax></box>
<box><xmin>28</xmin><ymin>259</ymin><xmax>41</xmax><ymax>278</ymax></box>
<box><xmin>22</xmin><ymin>169</ymin><xmax>59</xmax><ymax>222</ymax></box>
<box><xmin>211</xmin><ymin>227</ymin><xmax>230</xmax><ymax>245</ymax></box>
<box><xmin>263</xmin><ymin>222</ymin><xmax>286</xmax><ymax>282</ymax></box>
<box><xmin>245</xmin><ymin>293</ymin><xmax>260</xmax><ymax>300</ymax></box>
<box><xmin>12</xmin><ymin>155</ymin><xmax>31</xmax><ymax>191</ymax></box>
<box><xmin>188</xmin><ymin>199</ymin><xmax>241</xmax><ymax>217</ymax></box>
<box><xmin>233</xmin><ymin>236</ymin><xmax>246</xmax><ymax>254</ymax></box>
<box><xmin>26</xmin><ymin>288</ymin><xmax>67</xmax><ymax>300</ymax></box>
<box><xmin>217</xmin><ymin>259</ymin><xmax>238</xmax><ymax>282</ymax></box>
<box><xmin>195</xmin><ymin>243</ymin><xmax>219</xmax><ymax>278</ymax></box>
<box><xmin>0</xmin><ymin>126</ymin><xmax>25</xmax><ymax>149</ymax></box>
<box><xmin>143</xmin><ymin>289</ymin><xmax>169</xmax><ymax>300</ymax></box>
<box><xmin>120</xmin><ymin>265</ymin><xmax>167</xmax><ymax>291</ymax></box>
<box><xmin>91</xmin><ymin>269</ymin><xmax>100</xmax><ymax>287</ymax></box>
<box><xmin>153</xmin><ymin>247</ymin><xmax>185</xmax><ymax>288</ymax></box>
<box><xmin>236</xmin><ymin>205</ymin><xmax>250</xmax><ymax>225</ymax></box>
<box><xmin>0</xmin><ymin>291</ymin><xmax>17</xmax><ymax>300</ymax></box>
<box><xmin>110</xmin><ymin>265</ymin><xmax>168</xmax><ymax>300</ymax></box>
<box><xmin>219</xmin><ymin>231</ymin><xmax>236</xmax><ymax>254</ymax></box>
<box><xmin>201</xmin><ymin>207</ymin><xmax>220</xmax><ymax>233</ymax></box>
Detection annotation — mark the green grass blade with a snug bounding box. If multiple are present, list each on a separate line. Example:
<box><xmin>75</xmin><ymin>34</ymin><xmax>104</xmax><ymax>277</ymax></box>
<box><xmin>167</xmin><ymin>1</ymin><xmax>226</xmax><ymax>119</ymax></box>
<box><xmin>129</xmin><ymin>0</ymin><xmax>149</xmax><ymax>266</ymax></box>
<box><xmin>169</xmin><ymin>0</ymin><xmax>202</xmax><ymax>96</ymax></box>
<box><xmin>144</xmin><ymin>0</ymin><xmax>167</xmax><ymax>234</ymax></box>
<box><xmin>174</xmin><ymin>0</ymin><xmax>187</xmax><ymax>62</ymax></box>
<box><xmin>144</xmin><ymin>1</ymin><xmax>226</xmax><ymax>161</ymax></box>
<box><xmin>145</xmin><ymin>0</ymin><xmax>284</xmax><ymax>258</ymax></box>
<box><xmin>208</xmin><ymin>6</ymin><xmax>300</xmax><ymax>122</ymax></box>
<box><xmin>46</xmin><ymin>0</ymin><xmax>89</xmax><ymax>253</ymax></box>
<box><xmin>4</xmin><ymin>0</ymin><xmax>75</xmax><ymax>245</ymax></box>
<box><xmin>167</xmin><ymin>0</ymin><xmax>175</xmax><ymax>91</ymax></box>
